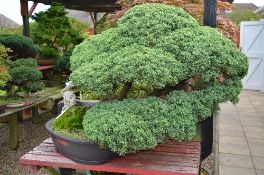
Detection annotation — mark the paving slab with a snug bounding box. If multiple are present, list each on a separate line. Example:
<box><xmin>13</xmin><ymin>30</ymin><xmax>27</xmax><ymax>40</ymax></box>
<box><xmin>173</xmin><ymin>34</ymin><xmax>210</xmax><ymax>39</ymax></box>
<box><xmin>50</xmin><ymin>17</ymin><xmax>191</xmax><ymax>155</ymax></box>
<box><xmin>219</xmin><ymin>143</ymin><xmax>251</xmax><ymax>155</ymax></box>
<box><xmin>219</xmin><ymin>136</ymin><xmax>247</xmax><ymax>145</ymax></box>
<box><xmin>219</xmin><ymin>153</ymin><xmax>254</xmax><ymax>168</ymax></box>
<box><xmin>252</xmin><ymin>157</ymin><xmax>264</xmax><ymax>170</ymax></box>
<box><xmin>249</xmin><ymin>142</ymin><xmax>264</xmax><ymax>157</ymax></box>
<box><xmin>256</xmin><ymin>169</ymin><xmax>264</xmax><ymax>175</ymax></box>
<box><xmin>217</xmin><ymin>90</ymin><xmax>264</xmax><ymax>175</ymax></box>
<box><xmin>219</xmin><ymin>165</ymin><xmax>256</xmax><ymax>175</ymax></box>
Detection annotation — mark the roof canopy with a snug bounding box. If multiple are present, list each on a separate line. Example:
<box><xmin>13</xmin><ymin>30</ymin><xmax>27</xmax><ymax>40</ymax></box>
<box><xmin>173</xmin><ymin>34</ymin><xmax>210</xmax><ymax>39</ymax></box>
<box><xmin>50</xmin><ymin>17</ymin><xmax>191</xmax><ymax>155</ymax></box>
<box><xmin>29</xmin><ymin>0</ymin><xmax>121</xmax><ymax>12</ymax></box>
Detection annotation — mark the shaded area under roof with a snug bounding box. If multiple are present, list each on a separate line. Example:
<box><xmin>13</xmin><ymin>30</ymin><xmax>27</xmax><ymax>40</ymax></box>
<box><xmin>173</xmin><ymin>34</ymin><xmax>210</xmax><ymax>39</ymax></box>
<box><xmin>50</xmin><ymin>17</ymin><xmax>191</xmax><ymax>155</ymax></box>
<box><xmin>29</xmin><ymin>0</ymin><xmax>121</xmax><ymax>12</ymax></box>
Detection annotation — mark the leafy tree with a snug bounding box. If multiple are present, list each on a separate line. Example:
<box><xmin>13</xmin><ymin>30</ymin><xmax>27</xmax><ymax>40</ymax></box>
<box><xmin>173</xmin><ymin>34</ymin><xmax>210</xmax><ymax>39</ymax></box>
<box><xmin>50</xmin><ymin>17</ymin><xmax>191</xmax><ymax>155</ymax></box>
<box><xmin>68</xmin><ymin>4</ymin><xmax>248</xmax><ymax>155</ymax></box>
<box><xmin>32</xmin><ymin>2</ymin><xmax>83</xmax><ymax>58</ymax></box>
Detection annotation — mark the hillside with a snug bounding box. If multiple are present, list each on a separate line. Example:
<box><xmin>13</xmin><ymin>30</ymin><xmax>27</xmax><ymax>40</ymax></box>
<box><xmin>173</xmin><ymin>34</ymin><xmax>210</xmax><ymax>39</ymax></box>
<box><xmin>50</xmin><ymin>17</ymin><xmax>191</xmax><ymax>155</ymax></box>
<box><xmin>0</xmin><ymin>14</ymin><xmax>19</xmax><ymax>29</ymax></box>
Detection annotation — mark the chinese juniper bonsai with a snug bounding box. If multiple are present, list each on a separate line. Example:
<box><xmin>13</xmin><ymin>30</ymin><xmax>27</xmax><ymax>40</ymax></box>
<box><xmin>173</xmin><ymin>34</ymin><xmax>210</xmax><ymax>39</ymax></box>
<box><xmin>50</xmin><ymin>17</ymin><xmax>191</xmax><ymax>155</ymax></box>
<box><xmin>64</xmin><ymin>4</ymin><xmax>248</xmax><ymax>155</ymax></box>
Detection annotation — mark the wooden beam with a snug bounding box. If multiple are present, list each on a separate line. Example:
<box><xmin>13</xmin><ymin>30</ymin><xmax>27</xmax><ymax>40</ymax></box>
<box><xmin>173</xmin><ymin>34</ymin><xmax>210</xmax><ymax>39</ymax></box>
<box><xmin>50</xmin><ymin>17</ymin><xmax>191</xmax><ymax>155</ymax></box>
<box><xmin>29</xmin><ymin>2</ymin><xmax>38</xmax><ymax>16</ymax></box>
<box><xmin>203</xmin><ymin>0</ymin><xmax>217</xmax><ymax>28</ymax></box>
<box><xmin>20</xmin><ymin>0</ymin><xmax>30</xmax><ymax>37</ymax></box>
<box><xmin>88</xmin><ymin>11</ymin><xmax>95</xmax><ymax>25</ymax></box>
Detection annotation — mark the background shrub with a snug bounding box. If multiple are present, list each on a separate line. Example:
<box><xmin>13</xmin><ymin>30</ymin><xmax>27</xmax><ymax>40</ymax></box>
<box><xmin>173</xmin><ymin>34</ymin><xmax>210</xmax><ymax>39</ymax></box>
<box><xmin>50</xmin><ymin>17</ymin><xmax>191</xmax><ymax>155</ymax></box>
<box><xmin>0</xmin><ymin>34</ymin><xmax>39</xmax><ymax>59</ymax></box>
<box><xmin>0</xmin><ymin>44</ymin><xmax>11</xmax><ymax>95</ymax></box>
<box><xmin>8</xmin><ymin>58</ymin><xmax>44</xmax><ymax>93</ymax></box>
<box><xmin>32</xmin><ymin>2</ymin><xmax>83</xmax><ymax>58</ymax></box>
<box><xmin>54</xmin><ymin>49</ymin><xmax>73</xmax><ymax>73</ymax></box>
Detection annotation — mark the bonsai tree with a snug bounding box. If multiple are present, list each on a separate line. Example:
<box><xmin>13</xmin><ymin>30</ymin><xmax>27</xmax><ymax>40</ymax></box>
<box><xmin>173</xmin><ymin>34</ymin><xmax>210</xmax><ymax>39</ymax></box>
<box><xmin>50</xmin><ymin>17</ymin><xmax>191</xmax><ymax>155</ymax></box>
<box><xmin>0</xmin><ymin>34</ymin><xmax>39</xmax><ymax>59</ymax></box>
<box><xmin>8</xmin><ymin>58</ymin><xmax>45</xmax><ymax>93</ymax></box>
<box><xmin>32</xmin><ymin>2</ymin><xmax>83</xmax><ymax>58</ymax></box>
<box><xmin>61</xmin><ymin>4</ymin><xmax>248</xmax><ymax>155</ymax></box>
<box><xmin>0</xmin><ymin>44</ymin><xmax>11</xmax><ymax>95</ymax></box>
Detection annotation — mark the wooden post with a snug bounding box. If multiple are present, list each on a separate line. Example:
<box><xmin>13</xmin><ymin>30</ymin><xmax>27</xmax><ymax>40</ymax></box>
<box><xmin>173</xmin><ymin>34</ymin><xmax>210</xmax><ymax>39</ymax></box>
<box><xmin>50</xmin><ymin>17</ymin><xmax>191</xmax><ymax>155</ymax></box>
<box><xmin>20</xmin><ymin>0</ymin><xmax>30</xmax><ymax>37</ymax></box>
<box><xmin>94</xmin><ymin>12</ymin><xmax>97</xmax><ymax>34</ymax></box>
<box><xmin>203</xmin><ymin>0</ymin><xmax>217</xmax><ymax>28</ymax></box>
<box><xmin>8</xmin><ymin>114</ymin><xmax>18</xmax><ymax>150</ymax></box>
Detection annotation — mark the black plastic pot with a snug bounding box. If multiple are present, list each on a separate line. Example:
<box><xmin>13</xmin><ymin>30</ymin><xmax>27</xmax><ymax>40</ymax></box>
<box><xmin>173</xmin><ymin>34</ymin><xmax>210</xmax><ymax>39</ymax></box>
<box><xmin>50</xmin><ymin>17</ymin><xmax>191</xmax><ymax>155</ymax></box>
<box><xmin>198</xmin><ymin>117</ymin><xmax>213</xmax><ymax>160</ymax></box>
<box><xmin>46</xmin><ymin>119</ymin><xmax>119</xmax><ymax>164</ymax></box>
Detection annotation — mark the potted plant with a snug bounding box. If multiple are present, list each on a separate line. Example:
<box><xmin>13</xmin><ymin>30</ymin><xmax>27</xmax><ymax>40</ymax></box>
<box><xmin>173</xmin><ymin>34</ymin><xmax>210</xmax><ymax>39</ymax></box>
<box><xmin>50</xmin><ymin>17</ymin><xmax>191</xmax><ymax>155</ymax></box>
<box><xmin>0</xmin><ymin>44</ymin><xmax>11</xmax><ymax>113</ymax></box>
<box><xmin>31</xmin><ymin>2</ymin><xmax>83</xmax><ymax>65</ymax></box>
<box><xmin>1</xmin><ymin>58</ymin><xmax>45</xmax><ymax>108</ymax></box>
<box><xmin>46</xmin><ymin>3</ymin><xmax>248</xmax><ymax>164</ymax></box>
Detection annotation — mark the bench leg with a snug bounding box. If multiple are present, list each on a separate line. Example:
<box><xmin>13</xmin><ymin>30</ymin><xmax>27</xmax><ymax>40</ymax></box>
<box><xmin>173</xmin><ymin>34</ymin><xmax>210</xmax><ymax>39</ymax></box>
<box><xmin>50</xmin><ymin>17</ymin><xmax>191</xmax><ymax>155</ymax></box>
<box><xmin>8</xmin><ymin>114</ymin><xmax>18</xmax><ymax>150</ymax></box>
<box><xmin>59</xmin><ymin>168</ymin><xmax>76</xmax><ymax>175</ymax></box>
<box><xmin>31</xmin><ymin>106</ymin><xmax>39</xmax><ymax>124</ymax></box>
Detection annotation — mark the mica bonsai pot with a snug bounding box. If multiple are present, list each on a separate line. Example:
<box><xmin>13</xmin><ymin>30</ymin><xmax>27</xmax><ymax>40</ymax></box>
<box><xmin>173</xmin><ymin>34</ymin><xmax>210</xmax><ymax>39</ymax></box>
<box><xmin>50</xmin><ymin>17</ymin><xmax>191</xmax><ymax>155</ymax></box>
<box><xmin>46</xmin><ymin>119</ymin><xmax>119</xmax><ymax>164</ymax></box>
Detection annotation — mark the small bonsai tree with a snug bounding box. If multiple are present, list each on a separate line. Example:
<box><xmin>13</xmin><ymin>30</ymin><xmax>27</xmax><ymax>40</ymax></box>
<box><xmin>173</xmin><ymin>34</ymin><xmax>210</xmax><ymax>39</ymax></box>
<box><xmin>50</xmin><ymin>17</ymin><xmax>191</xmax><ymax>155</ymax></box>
<box><xmin>0</xmin><ymin>34</ymin><xmax>39</xmax><ymax>59</ymax></box>
<box><xmin>8</xmin><ymin>58</ymin><xmax>45</xmax><ymax>93</ymax></box>
<box><xmin>32</xmin><ymin>2</ymin><xmax>83</xmax><ymax>58</ymax></box>
<box><xmin>67</xmin><ymin>4</ymin><xmax>248</xmax><ymax>155</ymax></box>
<box><xmin>0</xmin><ymin>44</ymin><xmax>11</xmax><ymax>96</ymax></box>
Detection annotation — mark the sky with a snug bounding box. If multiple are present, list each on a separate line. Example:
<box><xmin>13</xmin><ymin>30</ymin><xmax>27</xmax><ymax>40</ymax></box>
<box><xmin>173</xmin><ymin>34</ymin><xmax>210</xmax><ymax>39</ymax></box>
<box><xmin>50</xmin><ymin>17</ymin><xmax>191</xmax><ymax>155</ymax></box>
<box><xmin>0</xmin><ymin>0</ymin><xmax>264</xmax><ymax>25</ymax></box>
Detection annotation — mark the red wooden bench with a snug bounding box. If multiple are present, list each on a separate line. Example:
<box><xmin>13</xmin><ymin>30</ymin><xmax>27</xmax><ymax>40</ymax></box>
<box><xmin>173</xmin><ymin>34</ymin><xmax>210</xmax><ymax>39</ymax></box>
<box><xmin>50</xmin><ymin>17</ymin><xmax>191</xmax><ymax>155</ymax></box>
<box><xmin>20</xmin><ymin>138</ymin><xmax>201</xmax><ymax>175</ymax></box>
<box><xmin>38</xmin><ymin>65</ymin><xmax>54</xmax><ymax>71</ymax></box>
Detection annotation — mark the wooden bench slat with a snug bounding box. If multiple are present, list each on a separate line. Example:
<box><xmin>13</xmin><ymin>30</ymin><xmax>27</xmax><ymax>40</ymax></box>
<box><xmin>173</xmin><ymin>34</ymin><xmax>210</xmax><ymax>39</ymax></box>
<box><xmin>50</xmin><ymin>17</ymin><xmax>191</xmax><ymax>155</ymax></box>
<box><xmin>28</xmin><ymin>150</ymin><xmax>199</xmax><ymax>165</ymax></box>
<box><xmin>20</xmin><ymin>138</ymin><xmax>200</xmax><ymax>175</ymax></box>
<box><xmin>20</xmin><ymin>154</ymin><xmax>198</xmax><ymax>175</ymax></box>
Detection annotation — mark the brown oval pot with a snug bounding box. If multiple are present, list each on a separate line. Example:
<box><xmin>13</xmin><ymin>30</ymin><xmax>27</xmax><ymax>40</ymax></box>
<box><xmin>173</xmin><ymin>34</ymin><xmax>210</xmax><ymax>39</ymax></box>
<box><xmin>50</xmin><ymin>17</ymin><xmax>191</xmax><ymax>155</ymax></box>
<box><xmin>37</xmin><ymin>59</ymin><xmax>56</xmax><ymax>66</ymax></box>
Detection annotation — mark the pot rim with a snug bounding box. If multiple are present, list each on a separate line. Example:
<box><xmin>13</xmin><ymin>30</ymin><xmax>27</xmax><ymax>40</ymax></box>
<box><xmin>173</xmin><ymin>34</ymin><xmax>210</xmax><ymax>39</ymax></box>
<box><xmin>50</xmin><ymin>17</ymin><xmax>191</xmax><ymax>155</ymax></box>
<box><xmin>46</xmin><ymin>118</ymin><xmax>95</xmax><ymax>144</ymax></box>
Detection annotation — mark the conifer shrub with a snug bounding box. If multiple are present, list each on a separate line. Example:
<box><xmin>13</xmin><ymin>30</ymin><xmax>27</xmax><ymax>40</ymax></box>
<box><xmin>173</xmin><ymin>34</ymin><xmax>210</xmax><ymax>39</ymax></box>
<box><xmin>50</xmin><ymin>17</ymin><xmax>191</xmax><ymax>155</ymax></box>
<box><xmin>32</xmin><ymin>2</ymin><xmax>83</xmax><ymax>58</ymax></box>
<box><xmin>68</xmin><ymin>4</ymin><xmax>248</xmax><ymax>155</ymax></box>
<box><xmin>8</xmin><ymin>58</ymin><xmax>45</xmax><ymax>93</ymax></box>
<box><xmin>0</xmin><ymin>34</ymin><xmax>39</xmax><ymax>59</ymax></box>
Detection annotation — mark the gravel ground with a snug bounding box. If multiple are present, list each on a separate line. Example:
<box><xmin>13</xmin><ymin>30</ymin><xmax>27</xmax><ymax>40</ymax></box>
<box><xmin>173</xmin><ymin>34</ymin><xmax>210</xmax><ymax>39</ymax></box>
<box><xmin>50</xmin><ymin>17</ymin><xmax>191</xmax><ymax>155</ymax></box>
<box><xmin>0</xmin><ymin>112</ymin><xmax>215</xmax><ymax>175</ymax></box>
<box><xmin>202</xmin><ymin>153</ymin><xmax>215</xmax><ymax>175</ymax></box>
<box><xmin>0</xmin><ymin>112</ymin><xmax>54</xmax><ymax>175</ymax></box>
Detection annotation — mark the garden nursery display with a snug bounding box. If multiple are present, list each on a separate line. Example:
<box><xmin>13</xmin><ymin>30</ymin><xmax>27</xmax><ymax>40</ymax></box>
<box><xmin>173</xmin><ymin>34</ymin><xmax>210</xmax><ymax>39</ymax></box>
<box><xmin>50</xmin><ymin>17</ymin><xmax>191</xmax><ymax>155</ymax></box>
<box><xmin>47</xmin><ymin>3</ymin><xmax>248</xmax><ymax>164</ymax></box>
<box><xmin>0</xmin><ymin>34</ymin><xmax>44</xmax><ymax>111</ymax></box>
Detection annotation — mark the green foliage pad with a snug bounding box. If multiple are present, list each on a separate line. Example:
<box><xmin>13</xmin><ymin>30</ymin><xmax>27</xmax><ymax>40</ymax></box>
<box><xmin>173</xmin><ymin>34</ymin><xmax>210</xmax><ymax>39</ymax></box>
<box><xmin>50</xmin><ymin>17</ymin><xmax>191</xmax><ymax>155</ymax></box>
<box><xmin>69</xmin><ymin>4</ymin><xmax>248</xmax><ymax>155</ymax></box>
